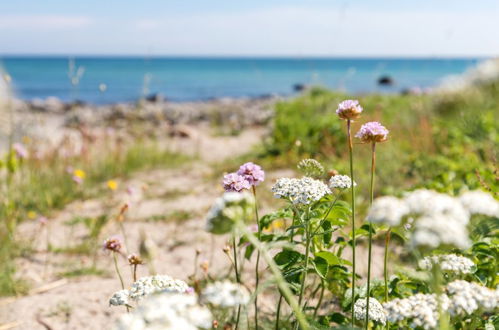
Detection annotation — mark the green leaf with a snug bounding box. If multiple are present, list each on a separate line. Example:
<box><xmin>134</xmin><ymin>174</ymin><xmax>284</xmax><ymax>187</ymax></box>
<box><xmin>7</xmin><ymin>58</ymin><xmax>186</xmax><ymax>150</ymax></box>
<box><xmin>274</xmin><ymin>249</ymin><xmax>303</xmax><ymax>267</ymax></box>
<box><xmin>315</xmin><ymin>251</ymin><xmax>341</xmax><ymax>266</ymax></box>
<box><xmin>313</xmin><ymin>256</ymin><xmax>329</xmax><ymax>278</ymax></box>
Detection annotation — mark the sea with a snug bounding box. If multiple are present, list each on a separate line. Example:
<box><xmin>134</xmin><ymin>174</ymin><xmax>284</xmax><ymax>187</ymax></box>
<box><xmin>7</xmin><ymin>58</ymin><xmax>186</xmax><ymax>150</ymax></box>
<box><xmin>0</xmin><ymin>57</ymin><xmax>482</xmax><ymax>104</ymax></box>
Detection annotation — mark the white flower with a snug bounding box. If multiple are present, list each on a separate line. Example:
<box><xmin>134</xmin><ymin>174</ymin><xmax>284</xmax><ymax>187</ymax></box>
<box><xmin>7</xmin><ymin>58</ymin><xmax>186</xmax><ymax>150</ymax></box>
<box><xmin>205</xmin><ymin>192</ymin><xmax>254</xmax><ymax>234</ymax></box>
<box><xmin>411</xmin><ymin>214</ymin><xmax>471</xmax><ymax>250</ymax></box>
<box><xmin>109</xmin><ymin>275</ymin><xmax>189</xmax><ymax>306</ymax></box>
<box><xmin>201</xmin><ymin>281</ymin><xmax>250</xmax><ymax>307</ymax></box>
<box><xmin>297</xmin><ymin>159</ymin><xmax>324</xmax><ymax>177</ymax></box>
<box><xmin>114</xmin><ymin>292</ymin><xmax>212</xmax><ymax>330</ymax></box>
<box><xmin>459</xmin><ymin>190</ymin><xmax>499</xmax><ymax>218</ymax></box>
<box><xmin>110</xmin><ymin>290</ymin><xmax>130</xmax><ymax>306</ymax></box>
<box><xmin>366</xmin><ymin>196</ymin><xmax>409</xmax><ymax>226</ymax></box>
<box><xmin>383</xmin><ymin>293</ymin><xmax>450</xmax><ymax>329</ymax></box>
<box><xmin>446</xmin><ymin>280</ymin><xmax>499</xmax><ymax>316</ymax></box>
<box><xmin>404</xmin><ymin>189</ymin><xmax>470</xmax><ymax>225</ymax></box>
<box><xmin>271</xmin><ymin>177</ymin><xmax>331</xmax><ymax>205</ymax></box>
<box><xmin>419</xmin><ymin>254</ymin><xmax>475</xmax><ymax>275</ymax></box>
<box><xmin>328</xmin><ymin>175</ymin><xmax>356</xmax><ymax>190</ymax></box>
<box><xmin>353</xmin><ymin>298</ymin><xmax>386</xmax><ymax>325</ymax></box>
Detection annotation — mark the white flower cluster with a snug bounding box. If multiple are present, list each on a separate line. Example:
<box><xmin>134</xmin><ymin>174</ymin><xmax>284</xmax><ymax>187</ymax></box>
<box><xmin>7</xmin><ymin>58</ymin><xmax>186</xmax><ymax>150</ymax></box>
<box><xmin>297</xmin><ymin>159</ymin><xmax>324</xmax><ymax>177</ymax></box>
<box><xmin>446</xmin><ymin>280</ymin><xmax>499</xmax><ymax>316</ymax></box>
<box><xmin>383</xmin><ymin>293</ymin><xmax>450</xmax><ymax>329</ymax></box>
<box><xmin>459</xmin><ymin>190</ymin><xmax>499</xmax><ymax>218</ymax></box>
<box><xmin>110</xmin><ymin>290</ymin><xmax>130</xmax><ymax>306</ymax></box>
<box><xmin>110</xmin><ymin>275</ymin><xmax>189</xmax><ymax>306</ymax></box>
<box><xmin>206</xmin><ymin>192</ymin><xmax>254</xmax><ymax>234</ymax></box>
<box><xmin>272</xmin><ymin>177</ymin><xmax>331</xmax><ymax>205</ymax></box>
<box><xmin>200</xmin><ymin>281</ymin><xmax>250</xmax><ymax>307</ymax></box>
<box><xmin>328</xmin><ymin>175</ymin><xmax>356</xmax><ymax>190</ymax></box>
<box><xmin>353</xmin><ymin>298</ymin><xmax>387</xmax><ymax>325</ymax></box>
<box><xmin>419</xmin><ymin>254</ymin><xmax>475</xmax><ymax>275</ymax></box>
<box><xmin>403</xmin><ymin>189</ymin><xmax>472</xmax><ymax>249</ymax></box>
<box><xmin>383</xmin><ymin>280</ymin><xmax>499</xmax><ymax>328</ymax></box>
<box><xmin>114</xmin><ymin>292</ymin><xmax>212</xmax><ymax>330</ymax></box>
<box><xmin>366</xmin><ymin>196</ymin><xmax>409</xmax><ymax>226</ymax></box>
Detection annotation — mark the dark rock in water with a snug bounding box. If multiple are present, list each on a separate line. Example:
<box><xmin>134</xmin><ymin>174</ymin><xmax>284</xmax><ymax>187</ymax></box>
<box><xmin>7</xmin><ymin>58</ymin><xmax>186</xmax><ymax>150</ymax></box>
<box><xmin>378</xmin><ymin>76</ymin><xmax>394</xmax><ymax>86</ymax></box>
<box><xmin>145</xmin><ymin>93</ymin><xmax>165</xmax><ymax>103</ymax></box>
<box><xmin>293</xmin><ymin>84</ymin><xmax>307</xmax><ymax>92</ymax></box>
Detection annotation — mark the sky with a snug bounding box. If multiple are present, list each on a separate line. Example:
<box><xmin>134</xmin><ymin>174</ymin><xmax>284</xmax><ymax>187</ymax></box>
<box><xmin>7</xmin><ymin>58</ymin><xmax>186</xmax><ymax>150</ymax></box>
<box><xmin>0</xmin><ymin>0</ymin><xmax>498</xmax><ymax>57</ymax></box>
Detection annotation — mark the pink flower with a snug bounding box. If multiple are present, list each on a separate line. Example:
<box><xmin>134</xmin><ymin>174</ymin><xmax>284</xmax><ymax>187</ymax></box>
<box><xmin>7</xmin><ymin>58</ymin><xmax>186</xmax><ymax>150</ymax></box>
<box><xmin>336</xmin><ymin>100</ymin><xmax>363</xmax><ymax>120</ymax></box>
<box><xmin>237</xmin><ymin>162</ymin><xmax>265</xmax><ymax>186</ymax></box>
<box><xmin>355</xmin><ymin>121</ymin><xmax>389</xmax><ymax>143</ymax></box>
<box><xmin>223</xmin><ymin>173</ymin><xmax>251</xmax><ymax>192</ymax></box>
<box><xmin>72</xmin><ymin>175</ymin><xmax>83</xmax><ymax>185</ymax></box>
<box><xmin>38</xmin><ymin>216</ymin><xmax>48</xmax><ymax>225</ymax></box>
<box><xmin>103</xmin><ymin>236</ymin><xmax>122</xmax><ymax>252</ymax></box>
<box><xmin>13</xmin><ymin>143</ymin><xmax>28</xmax><ymax>159</ymax></box>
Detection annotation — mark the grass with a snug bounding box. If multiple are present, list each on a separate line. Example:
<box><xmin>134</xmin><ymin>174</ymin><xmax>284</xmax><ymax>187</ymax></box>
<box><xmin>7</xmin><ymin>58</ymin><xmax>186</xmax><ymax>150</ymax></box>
<box><xmin>59</xmin><ymin>266</ymin><xmax>107</xmax><ymax>278</ymax></box>
<box><xmin>0</xmin><ymin>139</ymin><xmax>192</xmax><ymax>296</ymax></box>
<box><xmin>145</xmin><ymin>210</ymin><xmax>195</xmax><ymax>223</ymax></box>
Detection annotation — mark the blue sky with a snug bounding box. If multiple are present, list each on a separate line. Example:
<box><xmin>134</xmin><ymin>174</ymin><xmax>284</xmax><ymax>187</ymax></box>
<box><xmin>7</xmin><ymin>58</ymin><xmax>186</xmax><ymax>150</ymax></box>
<box><xmin>0</xmin><ymin>0</ymin><xmax>498</xmax><ymax>56</ymax></box>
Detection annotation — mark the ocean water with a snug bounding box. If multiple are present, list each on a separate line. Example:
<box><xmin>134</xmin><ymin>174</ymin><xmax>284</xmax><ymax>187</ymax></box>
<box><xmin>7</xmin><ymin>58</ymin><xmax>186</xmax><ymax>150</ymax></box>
<box><xmin>0</xmin><ymin>57</ymin><xmax>481</xmax><ymax>104</ymax></box>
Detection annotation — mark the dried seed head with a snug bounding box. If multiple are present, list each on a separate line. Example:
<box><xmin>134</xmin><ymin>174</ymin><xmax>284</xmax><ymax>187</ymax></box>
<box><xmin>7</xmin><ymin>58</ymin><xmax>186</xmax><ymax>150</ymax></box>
<box><xmin>127</xmin><ymin>253</ymin><xmax>144</xmax><ymax>265</ymax></box>
<box><xmin>103</xmin><ymin>236</ymin><xmax>122</xmax><ymax>253</ymax></box>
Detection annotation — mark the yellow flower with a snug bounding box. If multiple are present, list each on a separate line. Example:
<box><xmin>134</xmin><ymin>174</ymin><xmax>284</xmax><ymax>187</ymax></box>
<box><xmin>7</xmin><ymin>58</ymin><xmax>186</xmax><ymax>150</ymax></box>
<box><xmin>73</xmin><ymin>169</ymin><xmax>86</xmax><ymax>179</ymax></box>
<box><xmin>107</xmin><ymin>180</ymin><xmax>118</xmax><ymax>191</ymax></box>
<box><xmin>27</xmin><ymin>211</ymin><xmax>37</xmax><ymax>219</ymax></box>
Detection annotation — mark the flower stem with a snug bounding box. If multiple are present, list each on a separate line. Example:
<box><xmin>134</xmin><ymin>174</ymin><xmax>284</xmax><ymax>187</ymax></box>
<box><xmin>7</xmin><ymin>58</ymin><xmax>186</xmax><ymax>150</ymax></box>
<box><xmin>347</xmin><ymin>119</ymin><xmax>357</xmax><ymax>326</ymax></box>
<box><xmin>384</xmin><ymin>229</ymin><xmax>391</xmax><ymax>302</ymax></box>
<box><xmin>232</xmin><ymin>234</ymin><xmax>241</xmax><ymax>329</ymax></box>
<box><xmin>113</xmin><ymin>252</ymin><xmax>129</xmax><ymax>313</ymax></box>
<box><xmin>253</xmin><ymin>186</ymin><xmax>261</xmax><ymax>330</ymax></box>
<box><xmin>275</xmin><ymin>294</ymin><xmax>283</xmax><ymax>330</ymax></box>
<box><xmin>365</xmin><ymin>142</ymin><xmax>376</xmax><ymax>329</ymax></box>
<box><xmin>314</xmin><ymin>279</ymin><xmax>326</xmax><ymax>317</ymax></box>
<box><xmin>238</xmin><ymin>222</ymin><xmax>309</xmax><ymax>330</ymax></box>
<box><xmin>298</xmin><ymin>212</ymin><xmax>311</xmax><ymax>309</ymax></box>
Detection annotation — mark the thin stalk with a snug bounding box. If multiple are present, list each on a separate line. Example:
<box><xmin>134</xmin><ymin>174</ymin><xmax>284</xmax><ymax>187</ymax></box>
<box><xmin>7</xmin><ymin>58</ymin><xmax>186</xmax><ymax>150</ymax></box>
<box><xmin>133</xmin><ymin>264</ymin><xmax>137</xmax><ymax>282</ymax></box>
<box><xmin>275</xmin><ymin>294</ymin><xmax>283</xmax><ymax>330</ymax></box>
<box><xmin>233</xmin><ymin>235</ymin><xmax>241</xmax><ymax>329</ymax></box>
<box><xmin>384</xmin><ymin>229</ymin><xmax>391</xmax><ymax>302</ymax></box>
<box><xmin>298</xmin><ymin>215</ymin><xmax>311</xmax><ymax>309</ymax></box>
<box><xmin>238</xmin><ymin>222</ymin><xmax>309</xmax><ymax>330</ymax></box>
<box><xmin>113</xmin><ymin>252</ymin><xmax>129</xmax><ymax>312</ymax></box>
<box><xmin>365</xmin><ymin>142</ymin><xmax>376</xmax><ymax>329</ymax></box>
<box><xmin>253</xmin><ymin>186</ymin><xmax>261</xmax><ymax>330</ymax></box>
<box><xmin>347</xmin><ymin>119</ymin><xmax>357</xmax><ymax>326</ymax></box>
<box><xmin>314</xmin><ymin>279</ymin><xmax>326</xmax><ymax>317</ymax></box>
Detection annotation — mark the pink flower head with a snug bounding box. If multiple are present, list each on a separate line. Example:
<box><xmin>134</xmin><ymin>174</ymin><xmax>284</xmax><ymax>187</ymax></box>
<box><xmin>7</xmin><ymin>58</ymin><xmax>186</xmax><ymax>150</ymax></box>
<box><xmin>13</xmin><ymin>143</ymin><xmax>28</xmax><ymax>159</ymax></box>
<box><xmin>103</xmin><ymin>236</ymin><xmax>122</xmax><ymax>252</ymax></box>
<box><xmin>38</xmin><ymin>216</ymin><xmax>48</xmax><ymax>225</ymax></box>
<box><xmin>223</xmin><ymin>173</ymin><xmax>251</xmax><ymax>192</ymax></box>
<box><xmin>186</xmin><ymin>287</ymin><xmax>195</xmax><ymax>294</ymax></box>
<box><xmin>72</xmin><ymin>175</ymin><xmax>83</xmax><ymax>185</ymax></box>
<box><xmin>336</xmin><ymin>100</ymin><xmax>363</xmax><ymax>120</ymax></box>
<box><xmin>355</xmin><ymin>121</ymin><xmax>389</xmax><ymax>143</ymax></box>
<box><xmin>237</xmin><ymin>162</ymin><xmax>265</xmax><ymax>186</ymax></box>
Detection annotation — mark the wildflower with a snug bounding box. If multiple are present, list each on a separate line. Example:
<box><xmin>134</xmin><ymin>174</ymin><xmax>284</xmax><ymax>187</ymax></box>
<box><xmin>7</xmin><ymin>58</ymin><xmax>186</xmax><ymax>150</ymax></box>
<box><xmin>271</xmin><ymin>177</ymin><xmax>331</xmax><ymax>205</ymax></box>
<box><xmin>411</xmin><ymin>214</ymin><xmax>470</xmax><ymax>250</ymax></box>
<box><xmin>27</xmin><ymin>211</ymin><xmax>37</xmax><ymax>220</ymax></box>
<box><xmin>355</xmin><ymin>121</ymin><xmax>389</xmax><ymax>143</ymax></box>
<box><xmin>110</xmin><ymin>290</ymin><xmax>130</xmax><ymax>307</ymax></box>
<box><xmin>336</xmin><ymin>99</ymin><xmax>363</xmax><ymax>120</ymax></box>
<box><xmin>297</xmin><ymin>159</ymin><xmax>324</xmax><ymax>178</ymax></box>
<box><xmin>73</xmin><ymin>169</ymin><xmax>86</xmax><ymax>179</ymax></box>
<box><xmin>237</xmin><ymin>162</ymin><xmax>265</xmax><ymax>186</ymax></box>
<box><xmin>37</xmin><ymin>216</ymin><xmax>48</xmax><ymax>225</ymax></box>
<box><xmin>366</xmin><ymin>196</ymin><xmax>409</xmax><ymax>226</ymax></box>
<box><xmin>459</xmin><ymin>190</ymin><xmax>499</xmax><ymax>218</ymax></box>
<box><xmin>383</xmin><ymin>293</ymin><xmax>450</xmax><ymax>329</ymax></box>
<box><xmin>201</xmin><ymin>281</ymin><xmax>250</xmax><ymax>307</ymax></box>
<box><xmin>353</xmin><ymin>298</ymin><xmax>386</xmax><ymax>325</ymax></box>
<box><xmin>13</xmin><ymin>143</ymin><xmax>28</xmax><ymax>159</ymax></box>
<box><xmin>419</xmin><ymin>254</ymin><xmax>475</xmax><ymax>275</ymax></box>
<box><xmin>206</xmin><ymin>192</ymin><xmax>254</xmax><ymax>234</ymax></box>
<box><xmin>223</xmin><ymin>173</ymin><xmax>251</xmax><ymax>192</ymax></box>
<box><xmin>110</xmin><ymin>275</ymin><xmax>189</xmax><ymax>307</ymax></box>
<box><xmin>114</xmin><ymin>292</ymin><xmax>212</xmax><ymax>330</ymax></box>
<box><xmin>127</xmin><ymin>253</ymin><xmax>144</xmax><ymax>266</ymax></box>
<box><xmin>103</xmin><ymin>236</ymin><xmax>122</xmax><ymax>253</ymax></box>
<box><xmin>446</xmin><ymin>280</ymin><xmax>499</xmax><ymax>315</ymax></box>
<box><xmin>328</xmin><ymin>174</ymin><xmax>356</xmax><ymax>190</ymax></box>
<box><xmin>107</xmin><ymin>180</ymin><xmax>118</xmax><ymax>191</ymax></box>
